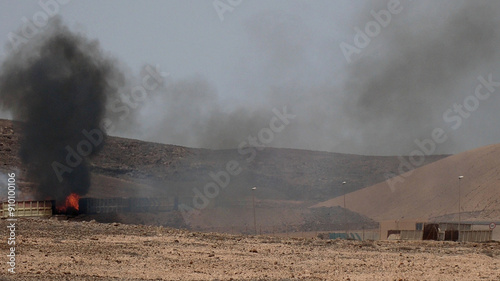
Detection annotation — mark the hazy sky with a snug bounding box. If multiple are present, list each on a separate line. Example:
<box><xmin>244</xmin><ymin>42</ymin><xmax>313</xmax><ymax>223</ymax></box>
<box><xmin>1</xmin><ymin>0</ymin><xmax>500</xmax><ymax>156</ymax></box>
<box><xmin>0</xmin><ymin>0</ymin><xmax>356</xmax><ymax>98</ymax></box>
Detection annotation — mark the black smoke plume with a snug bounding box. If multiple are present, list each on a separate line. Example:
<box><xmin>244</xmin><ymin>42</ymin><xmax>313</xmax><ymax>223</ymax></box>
<box><xmin>0</xmin><ymin>19</ymin><xmax>121</xmax><ymax>202</ymax></box>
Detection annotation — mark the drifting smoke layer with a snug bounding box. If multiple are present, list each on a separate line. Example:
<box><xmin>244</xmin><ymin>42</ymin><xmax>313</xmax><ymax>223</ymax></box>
<box><xmin>340</xmin><ymin>0</ymin><xmax>500</xmax><ymax>154</ymax></box>
<box><xmin>108</xmin><ymin>11</ymin><xmax>314</xmax><ymax>151</ymax></box>
<box><xmin>109</xmin><ymin>2</ymin><xmax>500</xmax><ymax>155</ymax></box>
<box><xmin>108</xmin><ymin>74</ymin><xmax>276</xmax><ymax>149</ymax></box>
<box><xmin>0</xmin><ymin>19</ymin><xmax>121</xmax><ymax>201</ymax></box>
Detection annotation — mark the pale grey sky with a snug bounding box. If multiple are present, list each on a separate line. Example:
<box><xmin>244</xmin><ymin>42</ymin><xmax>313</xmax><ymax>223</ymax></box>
<box><xmin>0</xmin><ymin>0</ymin><xmax>357</xmax><ymax>99</ymax></box>
<box><xmin>1</xmin><ymin>0</ymin><xmax>500</xmax><ymax>156</ymax></box>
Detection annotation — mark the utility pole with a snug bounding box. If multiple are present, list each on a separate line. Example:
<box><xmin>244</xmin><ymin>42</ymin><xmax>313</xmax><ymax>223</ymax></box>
<box><xmin>458</xmin><ymin>176</ymin><xmax>464</xmax><ymax>241</ymax></box>
<box><xmin>252</xmin><ymin>187</ymin><xmax>257</xmax><ymax>235</ymax></box>
<box><xmin>342</xmin><ymin>181</ymin><xmax>348</xmax><ymax>238</ymax></box>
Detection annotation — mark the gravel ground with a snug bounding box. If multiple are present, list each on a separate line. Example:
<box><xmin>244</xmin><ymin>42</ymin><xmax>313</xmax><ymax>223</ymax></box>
<box><xmin>0</xmin><ymin>218</ymin><xmax>499</xmax><ymax>281</ymax></box>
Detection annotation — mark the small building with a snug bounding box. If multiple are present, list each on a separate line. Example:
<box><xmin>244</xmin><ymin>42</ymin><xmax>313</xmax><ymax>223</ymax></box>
<box><xmin>379</xmin><ymin>219</ymin><xmax>426</xmax><ymax>240</ymax></box>
<box><xmin>380</xmin><ymin>220</ymin><xmax>492</xmax><ymax>242</ymax></box>
<box><xmin>438</xmin><ymin>222</ymin><xmax>491</xmax><ymax>242</ymax></box>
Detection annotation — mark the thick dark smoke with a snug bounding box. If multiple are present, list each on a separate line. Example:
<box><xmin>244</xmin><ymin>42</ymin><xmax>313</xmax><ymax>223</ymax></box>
<box><xmin>0</xmin><ymin>19</ymin><xmax>121</xmax><ymax>202</ymax></box>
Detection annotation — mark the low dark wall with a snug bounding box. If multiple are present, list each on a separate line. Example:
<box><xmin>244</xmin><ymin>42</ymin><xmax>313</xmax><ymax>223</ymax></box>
<box><xmin>79</xmin><ymin>197</ymin><xmax>176</xmax><ymax>214</ymax></box>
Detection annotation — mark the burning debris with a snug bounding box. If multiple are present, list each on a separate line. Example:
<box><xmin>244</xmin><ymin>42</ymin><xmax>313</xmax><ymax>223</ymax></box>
<box><xmin>0</xmin><ymin>18</ymin><xmax>122</xmax><ymax>206</ymax></box>
<box><xmin>56</xmin><ymin>193</ymin><xmax>80</xmax><ymax>213</ymax></box>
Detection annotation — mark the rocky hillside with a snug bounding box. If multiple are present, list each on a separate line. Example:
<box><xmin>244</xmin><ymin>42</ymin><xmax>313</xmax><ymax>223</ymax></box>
<box><xmin>0</xmin><ymin>119</ymin><xmax>448</xmax><ymax>232</ymax></box>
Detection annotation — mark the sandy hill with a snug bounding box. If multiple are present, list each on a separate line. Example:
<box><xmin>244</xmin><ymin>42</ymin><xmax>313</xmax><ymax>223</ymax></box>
<box><xmin>312</xmin><ymin>143</ymin><xmax>500</xmax><ymax>222</ymax></box>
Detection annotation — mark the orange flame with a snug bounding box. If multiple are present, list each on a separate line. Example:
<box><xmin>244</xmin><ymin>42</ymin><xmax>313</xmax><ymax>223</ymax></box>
<box><xmin>57</xmin><ymin>193</ymin><xmax>80</xmax><ymax>212</ymax></box>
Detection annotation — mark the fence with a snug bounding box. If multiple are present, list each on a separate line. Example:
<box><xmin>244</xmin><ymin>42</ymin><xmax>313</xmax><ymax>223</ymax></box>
<box><xmin>400</xmin><ymin>230</ymin><xmax>424</xmax><ymax>240</ymax></box>
<box><xmin>459</xmin><ymin>230</ymin><xmax>492</xmax><ymax>242</ymax></box>
<box><xmin>79</xmin><ymin>197</ymin><xmax>175</xmax><ymax>214</ymax></box>
<box><xmin>0</xmin><ymin>200</ymin><xmax>54</xmax><ymax>218</ymax></box>
<box><xmin>329</xmin><ymin>231</ymin><xmax>380</xmax><ymax>241</ymax></box>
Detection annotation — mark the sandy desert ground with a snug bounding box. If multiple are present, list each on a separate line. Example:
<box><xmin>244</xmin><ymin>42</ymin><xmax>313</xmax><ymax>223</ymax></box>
<box><xmin>0</xmin><ymin>218</ymin><xmax>499</xmax><ymax>281</ymax></box>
